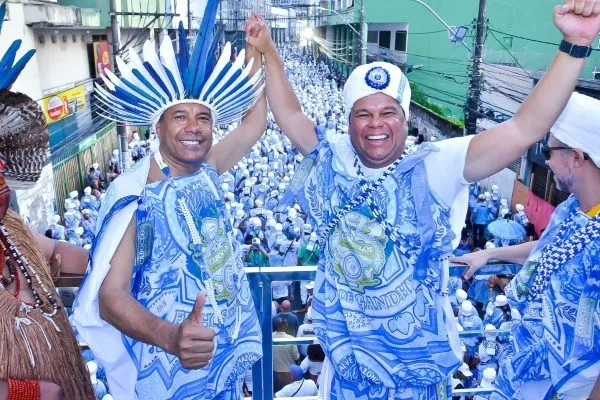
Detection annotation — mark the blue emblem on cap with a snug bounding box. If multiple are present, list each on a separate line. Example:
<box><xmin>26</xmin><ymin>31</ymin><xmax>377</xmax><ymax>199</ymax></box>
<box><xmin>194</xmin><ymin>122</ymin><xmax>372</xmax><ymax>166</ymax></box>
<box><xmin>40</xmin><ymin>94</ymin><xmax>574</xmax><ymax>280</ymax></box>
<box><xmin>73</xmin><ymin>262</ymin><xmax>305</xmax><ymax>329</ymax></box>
<box><xmin>365</xmin><ymin>66</ymin><xmax>391</xmax><ymax>90</ymax></box>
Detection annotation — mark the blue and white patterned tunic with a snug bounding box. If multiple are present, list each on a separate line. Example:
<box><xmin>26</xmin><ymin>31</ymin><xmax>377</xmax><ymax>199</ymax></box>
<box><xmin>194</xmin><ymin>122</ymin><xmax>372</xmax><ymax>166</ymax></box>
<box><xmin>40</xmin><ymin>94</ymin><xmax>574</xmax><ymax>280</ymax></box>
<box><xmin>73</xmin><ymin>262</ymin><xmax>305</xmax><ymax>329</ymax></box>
<box><xmin>283</xmin><ymin>131</ymin><xmax>472</xmax><ymax>399</ymax></box>
<box><xmin>493</xmin><ymin>195</ymin><xmax>600</xmax><ymax>400</ymax></box>
<box><xmin>128</xmin><ymin>164</ymin><xmax>262</xmax><ymax>400</ymax></box>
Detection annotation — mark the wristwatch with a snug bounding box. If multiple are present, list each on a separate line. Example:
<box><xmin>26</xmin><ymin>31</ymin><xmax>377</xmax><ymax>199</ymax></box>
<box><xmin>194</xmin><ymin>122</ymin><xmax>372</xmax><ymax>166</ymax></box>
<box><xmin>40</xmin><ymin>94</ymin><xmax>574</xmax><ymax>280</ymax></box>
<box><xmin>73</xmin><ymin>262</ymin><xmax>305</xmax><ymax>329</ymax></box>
<box><xmin>559</xmin><ymin>39</ymin><xmax>593</xmax><ymax>58</ymax></box>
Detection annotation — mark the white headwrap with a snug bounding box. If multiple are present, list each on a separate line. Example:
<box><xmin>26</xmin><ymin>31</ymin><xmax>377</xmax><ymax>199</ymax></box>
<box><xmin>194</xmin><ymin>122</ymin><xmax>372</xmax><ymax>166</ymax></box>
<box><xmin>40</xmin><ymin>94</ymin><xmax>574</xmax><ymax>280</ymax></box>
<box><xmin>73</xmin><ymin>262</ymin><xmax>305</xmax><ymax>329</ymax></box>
<box><xmin>343</xmin><ymin>61</ymin><xmax>411</xmax><ymax>121</ymax></box>
<box><xmin>550</xmin><ymin>92</ymin><xmax>600</xmax><ymax>168</ymax></box>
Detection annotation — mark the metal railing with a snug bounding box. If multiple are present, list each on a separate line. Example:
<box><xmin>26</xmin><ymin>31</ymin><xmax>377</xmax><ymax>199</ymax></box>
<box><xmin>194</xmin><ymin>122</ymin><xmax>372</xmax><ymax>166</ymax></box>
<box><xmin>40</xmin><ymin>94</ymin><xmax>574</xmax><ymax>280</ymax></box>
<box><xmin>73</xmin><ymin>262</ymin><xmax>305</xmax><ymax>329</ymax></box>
<box><xmin>246</xmin><ymin>262</ymin><xmax>520</xmax><ymax>399</ymax></box>
<box><xmin>60</xmin><ymin>261</ymin><xmax>520</xmax><ymax>399</ymax></box>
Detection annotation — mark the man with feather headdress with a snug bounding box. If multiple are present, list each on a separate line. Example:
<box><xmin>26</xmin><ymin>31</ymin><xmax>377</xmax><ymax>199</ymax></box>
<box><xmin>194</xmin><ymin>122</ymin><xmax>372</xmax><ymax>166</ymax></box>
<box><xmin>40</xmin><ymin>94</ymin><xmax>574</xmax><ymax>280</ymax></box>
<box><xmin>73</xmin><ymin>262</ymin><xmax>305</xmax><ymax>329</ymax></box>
<box><xmin>73</xmin><ymin>2</ymin><xmax>267</xmax><ymax>399</ymax></box>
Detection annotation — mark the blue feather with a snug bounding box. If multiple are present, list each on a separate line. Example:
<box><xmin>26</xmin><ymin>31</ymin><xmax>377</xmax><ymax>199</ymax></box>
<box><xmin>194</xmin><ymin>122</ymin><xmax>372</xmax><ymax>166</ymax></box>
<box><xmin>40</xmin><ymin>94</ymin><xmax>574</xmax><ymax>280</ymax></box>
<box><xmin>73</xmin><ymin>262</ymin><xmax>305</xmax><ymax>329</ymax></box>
<box><xmin>176</xmin><ymin>21</ymin><xmax>189</xmax><ymax>80</ymax></box>
<box><xmin>113</xmin><ymin>86</ymin><xmax>155</xmax><ymax>113</ymax></box>
<box><xmin>185</xmin><ymin>0</ymin><xmax>220</xmax><ymax>97</ymax></box>
<box><xmin>213</xmin><ymin>74</ymin><xmax>248</xmax><ymax>103</ymax></box>
<box><xmin>131</xmin><ymin>68</ymin><xmax>167</xmax><ymax>103</ymax></box>
<box><xmin>143</xmin><ymin>61</ymin><xmax>173</xmax><ymax>101</ymax></box>
<box><xmin>202</xmin><ymin>62</ymin><xmax>232</xmax><ymax>100</ymax></box>
<box><xmin>0</xmin><ymin>2</ymin><xmax>6</xmax><ymax>35</ymax></box>
<box><xmin>0</xmin><ymin>48</ymin><xmax>35</xmax><ymax>90</ymax></box>
<box><xmin>203</xmin><ymin>35</ymin><xmax>220</xmax><ymax>85</ymax></box>
<box><xmin>120</xmin><ymin>77</ymin><xmax>162</xmax><ymax>108</ymax></box>
<box><xmin>0</xmin><ymin>40</ymin><xmax>21</xmax><ymax>75</ymax></box>
<box><xmin>163</xmin><ymin>67</ymin><xmax>181</xmax><ymax>99</ymax></box>
<box><xmin>209</xmin><ymin>68</ymin><xmax>242</xmax><ymax>101</ymax></box>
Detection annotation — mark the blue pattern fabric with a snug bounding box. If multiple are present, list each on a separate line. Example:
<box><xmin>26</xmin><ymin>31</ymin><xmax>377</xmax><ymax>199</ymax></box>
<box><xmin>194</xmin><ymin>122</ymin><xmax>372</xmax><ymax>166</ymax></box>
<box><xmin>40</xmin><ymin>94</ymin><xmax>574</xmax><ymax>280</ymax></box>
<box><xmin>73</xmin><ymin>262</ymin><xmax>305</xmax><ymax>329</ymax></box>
<box><xmin>127</xmin><ymin>165</ymin><xmax>262</xmax><ymax>400</ymax></box>
<box><xmin>283</xmin><ymin>132</ymin><xmax>462</xmax><ymax>399</ymax></box>
<box><xmin>492</xmin><ymin>195</ymin><xmax>600</xmax><ymax>400</ymax></box>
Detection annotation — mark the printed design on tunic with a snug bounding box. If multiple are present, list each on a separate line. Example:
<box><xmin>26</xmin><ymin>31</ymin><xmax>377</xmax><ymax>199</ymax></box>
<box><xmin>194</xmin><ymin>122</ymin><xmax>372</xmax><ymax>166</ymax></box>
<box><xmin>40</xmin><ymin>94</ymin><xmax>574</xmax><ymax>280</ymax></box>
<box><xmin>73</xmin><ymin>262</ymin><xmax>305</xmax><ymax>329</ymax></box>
<box><xmin>330</xmin><ymin>211</ymin><xmax>388</xmax><ymax>293</ymax></box>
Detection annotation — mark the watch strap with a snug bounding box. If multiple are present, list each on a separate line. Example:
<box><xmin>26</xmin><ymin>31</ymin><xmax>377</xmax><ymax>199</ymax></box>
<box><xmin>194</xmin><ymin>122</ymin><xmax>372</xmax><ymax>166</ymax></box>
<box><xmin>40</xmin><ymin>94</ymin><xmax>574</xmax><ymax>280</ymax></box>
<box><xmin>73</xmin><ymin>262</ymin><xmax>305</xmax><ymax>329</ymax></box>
<box><xmin>559</xmin><ymin>39</ymin><xmax>592</xmax><ymax>58</ymax></box>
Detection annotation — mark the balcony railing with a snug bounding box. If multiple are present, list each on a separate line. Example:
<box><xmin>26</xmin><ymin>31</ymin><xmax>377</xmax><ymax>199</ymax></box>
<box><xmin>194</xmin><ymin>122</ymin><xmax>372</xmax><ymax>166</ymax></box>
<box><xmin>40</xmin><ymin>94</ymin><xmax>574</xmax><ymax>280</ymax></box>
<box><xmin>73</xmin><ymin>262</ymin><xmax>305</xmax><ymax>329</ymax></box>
<box><xmin>59</xmin><ymin>261</ymin><xmax>520</xmax><ymax>399</ymax></box>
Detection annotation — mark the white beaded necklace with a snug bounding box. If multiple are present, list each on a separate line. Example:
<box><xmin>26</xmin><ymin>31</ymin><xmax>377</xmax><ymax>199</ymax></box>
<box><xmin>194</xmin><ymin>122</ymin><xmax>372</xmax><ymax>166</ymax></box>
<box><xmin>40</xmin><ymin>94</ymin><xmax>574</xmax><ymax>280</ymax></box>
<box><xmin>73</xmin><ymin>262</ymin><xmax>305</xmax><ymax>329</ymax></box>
<box><xmin>530</xmin><ymin>210</ymin><xmax>600</xmax><ymax>300</ymax></box>
<box><xmin>178</xmin><ymin>197</ymin><xmax>242</xmax><ymax>342</ymax></box>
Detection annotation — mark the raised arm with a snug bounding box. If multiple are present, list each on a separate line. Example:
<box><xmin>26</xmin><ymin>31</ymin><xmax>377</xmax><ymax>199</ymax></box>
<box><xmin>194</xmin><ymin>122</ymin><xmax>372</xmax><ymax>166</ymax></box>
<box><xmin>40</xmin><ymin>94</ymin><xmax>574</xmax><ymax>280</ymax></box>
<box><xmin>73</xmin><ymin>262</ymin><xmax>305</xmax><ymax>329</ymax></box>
<box><xmin>246</xmin><ymin>15</ymin><xmax>318</xmax><ymax>155</ymax></box>
<box><xmin>464</xmin><ymin>1</ymin><xmax>600</xmax><ymax>183</ymax></box>
<box><xmin>206</xmin><ymin>39</ymin><xmax>267</xmax><ymax>174</ymax></box>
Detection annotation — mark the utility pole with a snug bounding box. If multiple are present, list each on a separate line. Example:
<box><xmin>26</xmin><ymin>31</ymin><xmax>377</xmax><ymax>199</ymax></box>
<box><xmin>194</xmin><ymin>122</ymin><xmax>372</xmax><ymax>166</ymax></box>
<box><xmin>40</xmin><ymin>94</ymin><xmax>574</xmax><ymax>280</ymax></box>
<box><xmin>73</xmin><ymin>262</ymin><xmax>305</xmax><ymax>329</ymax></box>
<box><xmin>187</xmin><ymin>0</ymin><xmax>192</xmax><ymax>35</ymax></box>
<box><xmin>465</xmin><ymin>0</ymin><xmax>486</xmax><ymax>135</ymax></box>
<box><xmin>359</xmin><ymin>0</ymin><xmax>367</xmax><ymax>64</ymax></box>
<box><xmin>110</xmin><ymin>0</ymin><xmax>129</xmax><ymax>171</ymax></box>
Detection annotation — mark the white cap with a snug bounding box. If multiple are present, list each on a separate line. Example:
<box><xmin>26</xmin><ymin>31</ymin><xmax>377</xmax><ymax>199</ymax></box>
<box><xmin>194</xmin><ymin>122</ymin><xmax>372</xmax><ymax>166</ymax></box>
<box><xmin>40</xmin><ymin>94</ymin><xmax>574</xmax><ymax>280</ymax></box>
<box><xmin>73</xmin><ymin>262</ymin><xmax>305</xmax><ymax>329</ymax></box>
<box><xmin>310</xmin><ymin>232</ymin><xmax>317</xmax><ymax>240</ymax></box>
<box><xmin>86</xmin><ymin>360</ymin><xmax>98</xmax><ymax>384</ymax></box>
<box><xmin>82</xmin><ymin>209</ymin><xmax>91</xmax><ymax>215</ymax></box>
<box><xmin>484</xmin><ymin>191</ymin><xmax>491</xmax><ymax>199</ymax></box>
<box><xmin>494</xmin><ymin>294</ymin><xmax>508</xmax><ymax>307</ymax></box>
<box><xmin>84</xmin><ymin>186</ymin><xmax>92</xmax><ymax>195</ymax></box>
<box><xmin>511</xmin><ymin>309</ymin><xmax>522</xmax><ymax>321</ymax></box>
<box><xmin>457</xmin><ymin>362</ymin><xmax>473</xmax><ymax>377</ymax></box>
<box><xmin>83</xmin><ymin>244</ymin><xmax>92</xmax><ymax>250</ymax></box>
<box><xmin>53</xmin><ymin>214</ymin><xmax>61</xmax><ymax>223</ymax></box>
<box><xmin>75</xmin><ymin>227</ymin><xmax>84</xmax><ymax>236</ymax></box>
<box><xmin>343</xmin><ymin>61</ymin><xmax>411</xmax><ymax>121</ymax></box>
<box><xmin>456</xmin><ymin>289</ymin><xmax>468</xmax><ymax>304</ymax></box>
<box><xmin>102</xmin><ymin>395</ymin><xmax>114</xmax><ymax>400</ymax></box>
<box><xmin>492</xmin><ymin>185</ymin><xmax>499</xmax><ymax>193</ymax></box>
<box><xmin>251</xmin><ymin>238</ymin><xmax>261</xmax><ymax>245</ymax></box>
<box><xmin>482</xmin><ymin>368</ymin><xmax>497</xmax><ymax>384</ymax></box>
<box><xmin>485</xmin><ymin>241</ymin><xmax>496</xmax><ymax>250</ymax></box>
<box><xmin>255</xmin><ymin>199</ymin><xmax>264</xmax><ymax>207</ymax></box>
<box><xmin>113</xmin><ymin>149</ymin><xmax>119</xmax><ymax>156</ymax></box>
<box><xmin>221</xmin><ymin>183</ymin><xmax>229</xmax><ymax>192</ymax></box>
<box><xmin>288</xmin><ymin>208</ymin><xmax>297</xmax><ymax>218</ymax></box>
<box><xmin>275</xmin><ymin>223</ymin><xmax>283</xmax><ymax>232</ymax></box>
<box><xmin>92</xmin><ymin>162</ymin><xmax>99</xmax><ymax>169</ymax></box>
<box><xmin>485</xmin><ymin>323</ymin><xmax>496</xmax><ymax>331</ymax></box>
<box><xmin>516</xmin><ymin>203</ymin><xmax>525</xmax><ymax>212</ymax></box>
<box><xmin>461</xmin><ymin>300</ymin><xmax>474</xmax><ymax>316</ymax></box>
<box><xmin>305</xmin><ymin>281</ymin><xmax>315</xmax><ymax>289</ymax></box>
<box><xmin>69</xmin><ymin>190</ymin><xmax>78</xmax><ymax>199</ymax></box>
<box><xmin>550</xmin><ymin>92</ymin><xmax>600</xmax><ymax>167</ymax></box>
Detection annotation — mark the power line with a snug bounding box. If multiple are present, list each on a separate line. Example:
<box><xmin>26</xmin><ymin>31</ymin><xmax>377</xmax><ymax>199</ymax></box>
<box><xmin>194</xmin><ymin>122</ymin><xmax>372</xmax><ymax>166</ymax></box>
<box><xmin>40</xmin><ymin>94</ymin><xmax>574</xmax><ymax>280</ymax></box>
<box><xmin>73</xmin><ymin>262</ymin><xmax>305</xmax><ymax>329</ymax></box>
<box><xmin>487</xmin><ymin>28</ymin><xmax>534</xmax><ymax>79</ymax></box>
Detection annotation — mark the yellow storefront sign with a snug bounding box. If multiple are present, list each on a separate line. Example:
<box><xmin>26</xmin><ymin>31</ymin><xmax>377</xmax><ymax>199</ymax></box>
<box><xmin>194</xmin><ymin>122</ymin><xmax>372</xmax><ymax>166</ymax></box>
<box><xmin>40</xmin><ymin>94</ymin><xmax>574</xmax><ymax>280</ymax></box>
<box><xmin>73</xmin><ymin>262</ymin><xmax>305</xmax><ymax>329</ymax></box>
<box><xmin>42</xmin><ymin>85</ymin><xmax>86</xmax><ymax>124</ymax></box>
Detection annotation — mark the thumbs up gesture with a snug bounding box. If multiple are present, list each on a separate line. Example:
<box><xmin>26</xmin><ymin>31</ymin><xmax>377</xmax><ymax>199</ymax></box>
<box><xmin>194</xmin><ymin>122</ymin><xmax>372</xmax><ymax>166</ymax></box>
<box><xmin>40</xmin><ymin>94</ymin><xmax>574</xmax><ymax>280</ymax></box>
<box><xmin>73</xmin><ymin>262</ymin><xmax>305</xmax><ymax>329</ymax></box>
<box><xmin>172</xmin><ymin>292</ymin><xmax>216</xmax><ymax>370</ymax></box>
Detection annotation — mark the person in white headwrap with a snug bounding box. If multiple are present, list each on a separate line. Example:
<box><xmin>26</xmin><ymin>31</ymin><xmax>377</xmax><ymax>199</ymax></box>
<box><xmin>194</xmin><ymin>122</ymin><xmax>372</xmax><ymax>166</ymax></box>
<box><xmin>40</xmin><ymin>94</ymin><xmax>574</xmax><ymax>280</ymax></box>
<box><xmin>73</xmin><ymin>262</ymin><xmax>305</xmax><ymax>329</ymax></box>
<box><xmin>247</xmin><ymin>4</ymin><xmax>600</xmax><ymax>398</ymax></box>
<box><xmin>512</xmin><ymin>203</ymin><xmax>529</xmax><ymax>227</ymax></box>
<box><xmin>454</xmin><ymin>91</ymin><xmax>600</xmax><ymax>399</ymax></box>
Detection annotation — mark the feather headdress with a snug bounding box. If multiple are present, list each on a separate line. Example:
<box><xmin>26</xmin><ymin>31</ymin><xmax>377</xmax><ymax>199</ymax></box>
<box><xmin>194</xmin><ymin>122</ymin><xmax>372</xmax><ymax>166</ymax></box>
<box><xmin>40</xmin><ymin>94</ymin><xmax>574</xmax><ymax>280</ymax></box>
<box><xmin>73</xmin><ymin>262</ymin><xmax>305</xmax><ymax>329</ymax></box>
<box><xmin>0</xmin><ymin>1</ymin><xmax>36</xmax><ymax>91</ymax></box>
<box><xmin>95</xmin><ymin>0</ymin><xmax>264</xmax><ymax>127</ymax></box>
<box><xmin>0</xmin><ymin>0</ymin><xmax>48</xmax><ymax>189</ymax></box>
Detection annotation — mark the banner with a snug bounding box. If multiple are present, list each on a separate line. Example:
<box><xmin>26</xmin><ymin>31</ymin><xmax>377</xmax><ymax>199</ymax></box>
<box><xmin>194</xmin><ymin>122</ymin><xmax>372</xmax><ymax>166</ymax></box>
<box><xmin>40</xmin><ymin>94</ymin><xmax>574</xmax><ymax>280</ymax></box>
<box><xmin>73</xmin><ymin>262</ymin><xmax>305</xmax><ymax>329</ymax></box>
<box><xmin>93</xmin><ymin>41</ymin><xmax>111</xmax><ymax>78</ymax></box>
<box><xmin>42</xmin><ymin>85</ymin><xmax>86</xmax><ymax>124</ymax></box>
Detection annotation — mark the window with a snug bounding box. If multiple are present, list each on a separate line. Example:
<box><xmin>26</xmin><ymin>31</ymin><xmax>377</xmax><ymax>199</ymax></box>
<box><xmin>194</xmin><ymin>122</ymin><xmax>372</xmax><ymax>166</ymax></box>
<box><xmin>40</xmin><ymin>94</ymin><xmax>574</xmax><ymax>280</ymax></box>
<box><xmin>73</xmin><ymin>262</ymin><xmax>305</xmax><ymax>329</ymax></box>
<box><xmin>395</xmin><ymin>30</ymin><xmax>407</xmax><ymax>51</ymax></box>
<box><xmin>378</xmin><ymin>30</ymin><xmax>391</xmax><ymax>49</ymax></box>
<box><xmin>367</xmin><ymin>31</ymin><xmax>378</xmax><ymax>44</ymax></box>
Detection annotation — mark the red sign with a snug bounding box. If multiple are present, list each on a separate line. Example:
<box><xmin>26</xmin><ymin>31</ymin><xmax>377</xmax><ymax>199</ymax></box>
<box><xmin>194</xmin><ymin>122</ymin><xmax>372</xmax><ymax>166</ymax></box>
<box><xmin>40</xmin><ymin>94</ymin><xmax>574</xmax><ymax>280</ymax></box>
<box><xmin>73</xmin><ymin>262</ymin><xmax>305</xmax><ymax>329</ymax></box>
<box><xmin>93</xmin><ymin>41</ymin><xmax>111</xmax><ymax>78</ymax></box>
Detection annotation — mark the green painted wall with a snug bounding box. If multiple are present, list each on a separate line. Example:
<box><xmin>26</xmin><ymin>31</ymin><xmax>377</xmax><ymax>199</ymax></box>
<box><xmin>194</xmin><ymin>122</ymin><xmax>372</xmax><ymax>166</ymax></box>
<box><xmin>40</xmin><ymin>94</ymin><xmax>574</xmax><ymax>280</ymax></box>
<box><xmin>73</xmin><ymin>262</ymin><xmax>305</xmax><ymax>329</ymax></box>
<box><xmin>328</xmin><ymin>0</ymin><xmax>600</xmax><ymax>118</ymax></box>
<box><xmin>60</xmin><ymin>0</ymin><xmax>110</xmax><ymax>27</ymax></box>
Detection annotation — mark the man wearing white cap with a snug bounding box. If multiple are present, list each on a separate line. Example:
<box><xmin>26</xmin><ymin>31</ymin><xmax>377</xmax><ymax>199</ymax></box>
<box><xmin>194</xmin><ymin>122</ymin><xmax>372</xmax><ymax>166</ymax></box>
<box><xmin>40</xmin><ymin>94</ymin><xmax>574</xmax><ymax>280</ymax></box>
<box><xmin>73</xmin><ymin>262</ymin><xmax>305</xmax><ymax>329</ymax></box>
<box><xmin>512</xmin><ymin>203</ymin><xmax>529</xmax><ymax>228</ymax></box>
<box><xmin>483</xmin><ymin>294</ymin><xmax>511</xmax><ymax>328</ymax></box>
<box><xmin>456</xmin><ymin>90</ymin><xmax>600</xmax><ymax>400</ymax></box>
<box><xmin>247</xmin><ymin>3</ymin><xmax>600</xmax><ymax>398</ymax></box>
<box><xmin>457</xmin><ymin>300</ymin><xmax>483</xmax><ymax>356</ymax></box>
